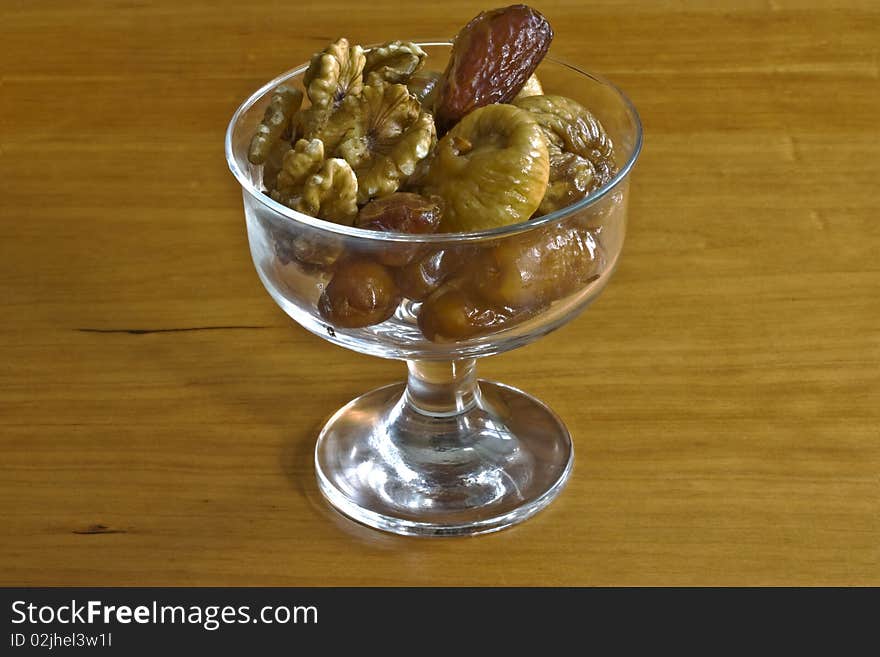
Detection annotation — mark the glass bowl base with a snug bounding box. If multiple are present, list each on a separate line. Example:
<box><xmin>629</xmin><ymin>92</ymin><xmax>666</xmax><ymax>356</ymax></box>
<box><xmin>315</xmin><ymin>380</ymin><xmax>573</xmax><ymax>537</ymax></box>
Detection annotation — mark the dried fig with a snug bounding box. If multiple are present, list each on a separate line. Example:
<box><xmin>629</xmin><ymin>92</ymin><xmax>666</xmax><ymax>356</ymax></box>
<box><xmin>318</xmin><ymin>82</ymin><xmax>436</xmax><ymax>203</ymax></box>
<box><xmin>396</xmin><ymin>247</ymin><xmax>473</xmax><ymax>301</ymax></box>
<box><xmin>433</xmin><ymin>5</ymin><xmax>553</xmax><ymax>132</ymax></box>
<box><xmin>248</xmin><ymin>85</ymin><xmax>302</xmax><ymax>165</ymax></box>
<box><xmin>364</xmin><ymin>41</ymin><xmax>427</xmax><ymax>84</ymax></box>
<box><xmin>417</xmin><ymin>224</ymin><xmax>602</xmax><ymax>342</ymax></box>
<box><xmin>470</xmin><ymin>224</ymin><xmax>602</xmax><ymax>310</ymax></box>
<box><xmin>515</xmin><ymin>94</ymin><xmax>618</xmax><ymax>214</ymax></box>
<box><xmin>418</xmin><ymin>281</ymin><xmax>526</xmax><ymax>342</ymax></box>
<box><xmin>538</xmin><ymin>150</ymin><xmax>597</xmax><ymax>215</ymax></box>
<box><xmin>513</xmin><ymin>94</ymin><xmax>616</xmax><ymax>180</ymax></box>
<box><xmin>513</xmin><ymin>73</ymin><xmax>544</xmax><ymax>100</ymax></box>
<box><xmin>419</xmin><ymin>104</ymin><xmax>549</xmax><ymax>232</ymax></box>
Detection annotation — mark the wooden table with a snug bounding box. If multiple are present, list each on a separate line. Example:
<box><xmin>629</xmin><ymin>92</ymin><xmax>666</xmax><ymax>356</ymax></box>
<box><xmin>1</xmin><ymin>0</ymin><xmax>877</xmax><ymax>586</ymax></box>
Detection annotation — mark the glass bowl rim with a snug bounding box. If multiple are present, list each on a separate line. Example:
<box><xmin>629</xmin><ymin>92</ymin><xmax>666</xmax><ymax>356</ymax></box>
<box><xmin>225</xmin><ymin>40</ymin><xmax>643</xmax><ymax>244</ymax></box>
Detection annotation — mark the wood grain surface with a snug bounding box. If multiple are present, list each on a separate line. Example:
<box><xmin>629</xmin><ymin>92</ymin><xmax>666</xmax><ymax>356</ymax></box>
<box><xmin>1</xmin><ymin>0</ymin><xmax>878</xmax><ymax>586</ymax></box>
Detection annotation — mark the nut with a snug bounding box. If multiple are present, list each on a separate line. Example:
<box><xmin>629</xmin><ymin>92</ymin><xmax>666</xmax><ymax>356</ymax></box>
<box><xmin>318</xmin><ymin>82</ymin><xmax>436</xmax><ymax>203</ymax></box>
<box><xmin>297</xmin><ymin>158</ymin><xmax>359</xmax><ymax>223</ymax></box>
<box><xmin>259</xmin><ymin>138</ymin><xmax>293</xmax><ymax>192</ymax></box>
<box><xmin>318</xmin><ymin>259</ymin><xmax>401</xmax><ymax>328</ymax></box>
<box><xmin>419</xmin><ymin>103</ymin><xmax>549</xmax><ymax>232</ymax></box>
<box><xmin>303</xmin><ymin>38</ymin><xmax>365</xmax><ymax>111</ymax></box>
<box><xmin>271</xmin><ymin>139</ymin><xmax>358</xmax><ymax>224</ymax></box>
<box><xmin>248</xmin><ymin>85</ymin><xmax>302</xmax><ymax>165</ymax></box>
<box><xmin>364</xmin><ymin>41</ymin><xmax>427</xmax><ymax>84</ymax></box>
<box><xmin>275</xmin><ymin>138</ymin><xmax>325</xmax><ymax>194</ymax></box>
<box><xmin>433</xmin><ymin>5</ymin><xmax>553</xmax><ymax>132</ymax></box>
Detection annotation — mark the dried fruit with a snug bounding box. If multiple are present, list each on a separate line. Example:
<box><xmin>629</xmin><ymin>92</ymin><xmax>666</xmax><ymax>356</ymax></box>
<box><xmin>318</xmin><ymin>259</ymin><xmax>401</xmax><ymax>328</ymax></box>
<box><xmin>418</xmin><ymin>224</ymin><xmax>603</xmax><ymax>341</ymax></box>
<box><xmin>419</xmin><ymin>103</ymin><xmax>549</xmax><ymax>232</ymax></box>
<box><xmin>270</xmin><ymin>257</ymin><xmax>331</xmax><ymax>304</ymax></box>
<box><xmin>406</xmin><ymin>70</ymin><xmax>441</xmax><ymax>106</ymax></box>
<box><xmin>354</xmin><ymin>192</ymin><xmax>442</xmax><ymax>266</ymax></box>
<box><xmin>355</xmin><ymin>192</ymin><xmax>442</xmax><ymax>234</ymax></box>
<box><xmin>515</xmin><ymin>94</ymin><xmax>618</xmax><ymax>214</ymax></box>
<box><xmin>538</xmin><ymin>150</ymin><xmax>597</xmax><ymax>215</ymax></box>
<box><xmin>318</xmin><ymin>82</ymin><xmax>436</xmax><ymax>203</ymax></box>
<box><xmin>470</xmin><ymin>224</ymin><xmax>602</xmax><ymax>309</ymax></box>
<box><xmin>514</xmin><ymin>94</ymin><xmax>616</xmax><ymax>179</ymax></box>
<box><xmin>274</xmin><ymin>229</ymin><xmax>345</xmax><ymax>270</ymax></box>
<box><xmin>271</xmin><ymin>138</ymin><xmax>359</xmax><ymax>224</ymax></box>
<box><xmin>418</xmin><ymin>281</ymin><xmax>526</xmax><ymax>342</ymax></box>
<box><xmin>513</xmin><ymin>73</ymin><xmax>543</xmax><ymax>100</ymax></box>
<box><xmin>395</xmin><ymin>247</ymin><xmax>473</xmax><ymax>301</ymax></box>
<box><xmin>303</xmin><ymin>38</ymin><xmax>365</xmax><ymax>111</ymax></box>
<box><xmin>433</xmin><ymin>5</ymin><xmax>553</xmax><ymax>132</ymax></box>
<box><xmin>248</xmin><ymin>85</ymin><xmax>303</xmax><ymax>165</ymax></box>
<box><xmin>364</xmin><ymin>41</ymin><xmax>427</xmax><ymax>84</ymax></box>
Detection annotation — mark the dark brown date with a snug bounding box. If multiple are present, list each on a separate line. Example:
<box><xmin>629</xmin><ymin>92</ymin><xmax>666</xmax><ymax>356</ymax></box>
<box><xmin>355</xmin><ymin>193</ymin><xmax>442</xmax><ymax>234</ymax></box>
<box><xmin>433</xmin><ymin>5</ymin><xmax>553</xmax><ymax>132</ymax></box>
<box><xmin>395</xmin><ymin>246</ymin><xmax>472</xmax><ymax>301</ymax></box>
<box><xmin>318</xmin><ymin>259</ymin><xmax>400</xmax><ymax>328</ymax></box>
<box><xmin>354</xmin><ymin>193</ymin><xmax>442</xmax><ymax>267</ymax></box>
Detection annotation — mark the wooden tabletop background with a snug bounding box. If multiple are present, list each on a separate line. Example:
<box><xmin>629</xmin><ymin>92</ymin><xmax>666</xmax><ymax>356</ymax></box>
<box><xmin>1</xmin><ymin>0</ymin><xmax>877</xmax><ymax>586</ymax></box>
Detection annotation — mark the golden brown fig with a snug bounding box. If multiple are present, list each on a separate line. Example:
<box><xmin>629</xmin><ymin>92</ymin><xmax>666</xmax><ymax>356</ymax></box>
<box><xmin>419</xmin><ymin>104</ymin><xmax>549</xmax><ymax>232</ymax></box>
<box><xmin>471</xmin><ymin>224</ymin><xmax>602</xmax><ymax>310</ymax></box>
<box><xmin>418</xmin><ymin>282</ymin><xmax>525</xmax><ymax>342</ymax></box>
<box><xmin>417</xmin><ymin>224</ymin><xmax>604</xmax><ymax>342</ymax></box>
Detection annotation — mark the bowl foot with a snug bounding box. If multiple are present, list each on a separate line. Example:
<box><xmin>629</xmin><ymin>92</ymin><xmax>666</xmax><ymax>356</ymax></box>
<box><xmin>315</xmin><ymin>380</ymin><xmax>573</xmax><ymax>537</ymax></box>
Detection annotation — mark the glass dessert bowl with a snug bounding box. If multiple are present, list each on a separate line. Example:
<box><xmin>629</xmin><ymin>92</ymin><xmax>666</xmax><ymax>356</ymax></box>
<box><xmin>226</xmin><ymin>41</ymin><xmax>642</xmax><ymax>536</ymax></box>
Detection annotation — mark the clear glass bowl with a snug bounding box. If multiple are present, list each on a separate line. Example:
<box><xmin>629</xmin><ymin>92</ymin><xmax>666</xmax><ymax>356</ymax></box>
<box><xmin>226</xmin><ymin>42</ymin><xmax>642</xmax><ymax>536</ymax></box>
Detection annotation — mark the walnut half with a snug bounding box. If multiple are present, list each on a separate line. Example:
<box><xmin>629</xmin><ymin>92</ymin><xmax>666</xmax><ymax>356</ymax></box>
<box><xmin>303</xmin><ymin>38</ymin><xmax>366</xmax><ymax>111</ymax></box>
<box><xmin>318</xmin><ymin>81</ymin><xmax>436</xmax><ymax>204</ymax></box>
<box><xmin>364</xmin><ymin>41</ymin><xmax>427</xmax><ymax>85</ymax></box>
<box><xmin>271</xmin><ymin>138</ymin><xmax>358</xmax><ymax>224</ymax></box>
